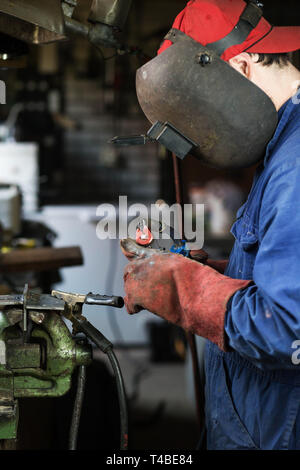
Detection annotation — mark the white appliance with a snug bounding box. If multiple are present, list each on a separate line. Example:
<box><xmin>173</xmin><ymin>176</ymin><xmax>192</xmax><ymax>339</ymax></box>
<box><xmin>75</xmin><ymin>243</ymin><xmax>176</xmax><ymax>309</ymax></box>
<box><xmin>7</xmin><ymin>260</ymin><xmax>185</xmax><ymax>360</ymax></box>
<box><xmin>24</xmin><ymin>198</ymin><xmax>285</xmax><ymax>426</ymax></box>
<box><xmin>0</xmin><ymin>142</ymin><xmax>39</xmax><ymax>214</ymax></box>
<box><xmin>0</xmin><ymin>184</ymin><xmax>21</xmax><ymax>235</ymax></box>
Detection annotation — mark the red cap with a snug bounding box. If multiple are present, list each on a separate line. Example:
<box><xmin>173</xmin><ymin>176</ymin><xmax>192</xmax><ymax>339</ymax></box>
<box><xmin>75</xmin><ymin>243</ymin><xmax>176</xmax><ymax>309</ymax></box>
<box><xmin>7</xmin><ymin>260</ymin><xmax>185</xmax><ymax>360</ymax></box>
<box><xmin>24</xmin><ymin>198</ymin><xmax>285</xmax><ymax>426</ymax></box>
<box><xmin>158</xmin><ymin>0</ymin><xmax>300</xmax><ymax>62</ymax></box>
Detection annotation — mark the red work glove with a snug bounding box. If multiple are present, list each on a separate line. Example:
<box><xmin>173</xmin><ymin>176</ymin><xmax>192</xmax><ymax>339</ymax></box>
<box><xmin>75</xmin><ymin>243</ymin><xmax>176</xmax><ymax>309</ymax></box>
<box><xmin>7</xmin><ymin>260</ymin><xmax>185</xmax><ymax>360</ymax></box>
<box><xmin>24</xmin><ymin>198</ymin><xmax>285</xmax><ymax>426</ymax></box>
<box><xmin>190</xmin><ymin>249</ymin><xmax>229</xmax><ymax>274</ymax></box>
<box><xmin>120</xmin><ymin>241</ymin><xmax>228</xmax><ymax>273</ymax></box>
<box><xmin>121</xmin><ymin>240</ymin><xmax>252</xmax><ymax>351</ymax></box>
<box><xmin>205</xmin><ymin>259</ymin><xmax>229</xmax><ymax>274</ymax></box>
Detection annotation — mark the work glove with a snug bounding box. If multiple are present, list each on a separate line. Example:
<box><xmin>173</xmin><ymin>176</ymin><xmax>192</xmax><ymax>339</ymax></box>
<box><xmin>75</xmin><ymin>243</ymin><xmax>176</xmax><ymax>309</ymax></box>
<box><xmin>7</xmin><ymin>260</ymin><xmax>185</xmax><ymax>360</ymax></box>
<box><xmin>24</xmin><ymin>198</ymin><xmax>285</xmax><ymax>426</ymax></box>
<box><xmin>121</xmin><ymin>239</ymin><xmax>252</xmax><ymax>351</ymax></box>
<box><xmin>189</xmin><ymin>249</ymin><xmax>229</xmax><ymax>274</ymax></box>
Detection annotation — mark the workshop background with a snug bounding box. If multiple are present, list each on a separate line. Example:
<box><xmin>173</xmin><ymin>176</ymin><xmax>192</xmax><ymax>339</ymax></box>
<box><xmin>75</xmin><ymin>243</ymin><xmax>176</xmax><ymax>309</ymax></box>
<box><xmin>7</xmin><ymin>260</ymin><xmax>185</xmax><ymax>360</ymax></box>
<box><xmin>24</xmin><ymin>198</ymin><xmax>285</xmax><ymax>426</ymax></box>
<box><xmin>0</xmin><ymin>0</ymin><xmax>300</xmax><ymax>451</ymax></box>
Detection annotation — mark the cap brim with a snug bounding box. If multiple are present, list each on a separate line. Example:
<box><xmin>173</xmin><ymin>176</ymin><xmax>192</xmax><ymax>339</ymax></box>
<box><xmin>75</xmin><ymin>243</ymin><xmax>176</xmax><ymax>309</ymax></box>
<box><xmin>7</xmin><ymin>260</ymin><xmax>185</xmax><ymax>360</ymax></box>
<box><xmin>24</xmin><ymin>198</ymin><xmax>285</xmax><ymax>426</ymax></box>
<box><xmin>247</xmin><ymin>26</ymin><xmax>300</xmax><ymax>54</ymax></box>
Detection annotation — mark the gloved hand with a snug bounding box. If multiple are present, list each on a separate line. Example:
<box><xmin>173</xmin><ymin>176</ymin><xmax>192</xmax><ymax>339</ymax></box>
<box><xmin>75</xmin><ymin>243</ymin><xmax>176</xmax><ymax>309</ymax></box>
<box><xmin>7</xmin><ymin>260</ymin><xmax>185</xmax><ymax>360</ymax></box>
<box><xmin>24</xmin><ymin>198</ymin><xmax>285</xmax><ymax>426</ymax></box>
<box><xmin>190</xmin><ymin>249</ymin><xmax>229</xmax><ymax>274</ymax></box>
<box><xmin>121</xmin><ymin>240</ymin><xmax>228</xmax><ymax>273</ymax></box>
<box><xmin>121</xmin><ymin>239</ymin><xmax>252</xmax><ymax>351</ymax></box>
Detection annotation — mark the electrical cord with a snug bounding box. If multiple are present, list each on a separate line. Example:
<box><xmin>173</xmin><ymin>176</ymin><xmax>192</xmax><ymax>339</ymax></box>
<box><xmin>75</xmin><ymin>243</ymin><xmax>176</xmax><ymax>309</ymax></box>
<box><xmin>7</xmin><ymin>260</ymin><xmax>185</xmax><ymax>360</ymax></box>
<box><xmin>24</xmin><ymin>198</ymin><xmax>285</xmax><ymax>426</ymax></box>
<box><xmin>104</xmin><ymin>240</ymin><xmax>167</xmax><ymax>429</ymax></box>
<box><xmin>69</xmin><ymin>364</ymin><xmax>87</xmax><ymax>450</ymax></box>
<box><xmin>93</xmin><ymin>43</ymin><xmax>151</xmax><ymax>62</ymax></box>
<box><xmin>106</xmin><ymin>348</ymin><xmax>129</xmax><ymax>450</ymax></box>
<box><xmin>72</xmin><ymin>316</ymin><xmax>128</xmax><ymax>450</ymax></box>
<box><xmin>93</xmin><ymin>44</ymin><xmax>118</xmax><ymax>61</ymax></box>
<box><xmin>105</xmin><ymin>239</ymin><xmax>150</xmax><ymax>403</ymax></box>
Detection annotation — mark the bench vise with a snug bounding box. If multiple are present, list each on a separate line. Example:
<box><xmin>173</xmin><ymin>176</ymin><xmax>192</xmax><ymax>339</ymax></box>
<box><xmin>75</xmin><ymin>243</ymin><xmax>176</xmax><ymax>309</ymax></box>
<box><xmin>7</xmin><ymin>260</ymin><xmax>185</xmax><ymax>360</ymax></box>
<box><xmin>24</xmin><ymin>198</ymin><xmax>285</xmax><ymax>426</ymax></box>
<box><xmin>0</xmin><ymin>285</ymin><xmax>124</xmax><ymax>441</ymax></box>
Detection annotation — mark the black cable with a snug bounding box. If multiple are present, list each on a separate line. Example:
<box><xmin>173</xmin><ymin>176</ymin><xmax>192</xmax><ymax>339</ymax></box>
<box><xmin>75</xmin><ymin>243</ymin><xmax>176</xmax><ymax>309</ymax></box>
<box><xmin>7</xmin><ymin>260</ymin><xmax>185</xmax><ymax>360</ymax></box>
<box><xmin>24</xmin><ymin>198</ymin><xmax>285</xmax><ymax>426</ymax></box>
<box><xmin>93</xmin><ymin>44</ymin><xmax>118</xmax><ymax>61</ymax></box>
<box><xmin>93</xmin><ymin>42</ymin><xmax>151</xmax><ymax>63</ymax></box>
<box><xmin>69</xmin><ymin>364</ymin><xmax>87</xmax><ymax>450</ymax></box>
<box><xmin>106</xmin><ymin>348</ymin><xmax>129</xmax><ymax>450</ymax></box>
<box><xmin>105</xmin><ymin>239</ymin><xmax>150</xmax><ymax>403</ymax></box>
<box><xmin>72</xmin><ymin>317</ymin><xmax>128</xmax><ymax>450</ymax></box>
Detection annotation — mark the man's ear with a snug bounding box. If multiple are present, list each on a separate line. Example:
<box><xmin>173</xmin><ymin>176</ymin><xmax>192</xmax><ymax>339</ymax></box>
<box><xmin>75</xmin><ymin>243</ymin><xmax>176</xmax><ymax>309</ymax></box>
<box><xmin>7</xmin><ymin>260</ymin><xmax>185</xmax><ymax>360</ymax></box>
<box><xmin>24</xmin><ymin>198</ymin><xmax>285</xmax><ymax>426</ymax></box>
<box><xmin>228</xmin><ymin>52</ymin><xmax>255</xmax><ymax>80</ymax></box>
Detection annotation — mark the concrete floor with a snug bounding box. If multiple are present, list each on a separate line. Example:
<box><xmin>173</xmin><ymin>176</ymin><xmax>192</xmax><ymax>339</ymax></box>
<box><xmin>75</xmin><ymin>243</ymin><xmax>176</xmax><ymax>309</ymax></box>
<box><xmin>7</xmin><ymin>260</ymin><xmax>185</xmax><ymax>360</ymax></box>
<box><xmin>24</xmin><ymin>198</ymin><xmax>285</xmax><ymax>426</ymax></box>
<box><xmin>95</xmin><ymin>348</ymin><xmax>200</xmax><ymax>450</ymax></box>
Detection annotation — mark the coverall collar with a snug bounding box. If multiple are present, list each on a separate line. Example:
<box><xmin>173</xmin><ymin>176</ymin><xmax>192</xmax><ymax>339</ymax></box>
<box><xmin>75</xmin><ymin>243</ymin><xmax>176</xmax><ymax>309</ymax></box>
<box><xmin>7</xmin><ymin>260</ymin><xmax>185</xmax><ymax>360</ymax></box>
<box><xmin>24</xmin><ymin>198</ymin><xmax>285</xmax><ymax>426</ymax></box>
<box><xmin>264</xmin><ymin>93</ymin><xmax>298</xmax><ymax>167</ymax></box>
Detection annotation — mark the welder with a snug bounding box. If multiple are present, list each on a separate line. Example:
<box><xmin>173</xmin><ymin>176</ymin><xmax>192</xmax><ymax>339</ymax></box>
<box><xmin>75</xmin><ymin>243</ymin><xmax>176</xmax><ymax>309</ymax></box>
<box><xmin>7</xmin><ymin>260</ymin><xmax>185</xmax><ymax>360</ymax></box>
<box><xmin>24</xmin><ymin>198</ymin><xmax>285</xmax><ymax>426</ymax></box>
<box><xmin>121</xmin><ymin>0</ymin><xmax>300</xmax><ymax>450</ymax></box>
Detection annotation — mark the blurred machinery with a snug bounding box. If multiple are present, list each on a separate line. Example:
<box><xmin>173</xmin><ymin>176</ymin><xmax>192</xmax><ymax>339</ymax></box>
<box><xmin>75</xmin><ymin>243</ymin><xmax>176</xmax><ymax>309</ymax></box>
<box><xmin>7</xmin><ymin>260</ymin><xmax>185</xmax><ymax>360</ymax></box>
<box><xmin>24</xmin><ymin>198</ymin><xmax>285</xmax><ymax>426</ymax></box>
<box><xmin>0</xmin><ymin>184</ymin><xmax>21</xmax><ymax>237</ymax></box>
<box><xmin>0</xmin><ymin>1</ymin><xmax>134</xmax><ymax>450</ymax></box>
<box><xmin>0</xmin><ymin>178</ymin><xmax>83</xmax><ymax>295</ymax></box>
<box><xmin>0</xmin><ymin>0</ymin><xmax>133</xmax><ymax>55</ymax></box>
<box><xmin>0</xmin><ymin>0</ymin><xmax>136</xmax><ymax>205</ymax></box>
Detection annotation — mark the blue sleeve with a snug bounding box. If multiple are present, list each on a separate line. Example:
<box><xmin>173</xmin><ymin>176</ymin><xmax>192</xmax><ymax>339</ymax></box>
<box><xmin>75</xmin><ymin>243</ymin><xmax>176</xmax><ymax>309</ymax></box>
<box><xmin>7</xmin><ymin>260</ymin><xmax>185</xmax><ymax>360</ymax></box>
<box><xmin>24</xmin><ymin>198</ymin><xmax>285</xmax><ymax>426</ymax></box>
<box><xmin>225</xmin><ymin>160</ymin><xmax>300</xmax><ymax>369</ymax></box>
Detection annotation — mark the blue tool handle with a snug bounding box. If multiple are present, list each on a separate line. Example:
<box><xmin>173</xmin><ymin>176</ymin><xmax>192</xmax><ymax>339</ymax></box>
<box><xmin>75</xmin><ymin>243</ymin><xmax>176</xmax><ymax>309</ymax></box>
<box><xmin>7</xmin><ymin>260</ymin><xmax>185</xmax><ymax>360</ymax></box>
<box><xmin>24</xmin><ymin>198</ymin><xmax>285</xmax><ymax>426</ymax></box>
<box><xmin>170</xmin><ymin>240</ymin><xmax>190</xmax><ymax>258</ymax></box>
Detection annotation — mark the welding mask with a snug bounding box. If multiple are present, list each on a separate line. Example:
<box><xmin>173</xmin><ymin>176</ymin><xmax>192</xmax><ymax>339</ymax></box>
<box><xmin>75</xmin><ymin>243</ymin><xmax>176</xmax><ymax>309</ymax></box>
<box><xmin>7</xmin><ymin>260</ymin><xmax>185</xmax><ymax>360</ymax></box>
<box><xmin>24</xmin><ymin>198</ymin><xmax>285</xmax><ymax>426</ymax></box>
<box><xmin>135</xmin><ymin>2</ymin><xmax>278</xmax><ymax>169</ymax></box>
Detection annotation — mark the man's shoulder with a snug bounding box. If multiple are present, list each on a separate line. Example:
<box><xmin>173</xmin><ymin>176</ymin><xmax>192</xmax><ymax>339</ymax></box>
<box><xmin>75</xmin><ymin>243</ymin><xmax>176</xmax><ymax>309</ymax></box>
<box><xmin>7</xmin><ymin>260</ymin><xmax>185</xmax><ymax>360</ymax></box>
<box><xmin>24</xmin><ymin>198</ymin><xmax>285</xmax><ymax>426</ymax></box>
<box><xmin>267</xmin><ymin>125</ymin><xmax>300</xmax><ymax>174</ymax></box>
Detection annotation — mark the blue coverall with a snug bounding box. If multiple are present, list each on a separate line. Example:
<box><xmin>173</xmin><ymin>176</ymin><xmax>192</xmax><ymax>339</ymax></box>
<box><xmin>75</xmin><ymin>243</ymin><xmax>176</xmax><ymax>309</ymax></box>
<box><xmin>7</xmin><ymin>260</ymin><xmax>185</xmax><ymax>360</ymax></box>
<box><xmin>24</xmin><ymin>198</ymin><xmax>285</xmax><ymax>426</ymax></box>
<box><xmin>205</xmin><ymin>94</ymin><xmax>300</xmax><ymax>450</ymax></box>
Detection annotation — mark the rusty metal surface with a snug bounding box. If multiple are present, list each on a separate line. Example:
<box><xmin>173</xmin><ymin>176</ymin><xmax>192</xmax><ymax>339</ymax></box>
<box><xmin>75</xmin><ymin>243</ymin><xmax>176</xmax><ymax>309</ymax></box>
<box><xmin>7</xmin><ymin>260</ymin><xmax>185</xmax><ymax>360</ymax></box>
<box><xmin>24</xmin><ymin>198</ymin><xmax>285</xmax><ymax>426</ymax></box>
<box><xmin>136</xmin><ymin>28</ymin><xmax>278</xmax><ymax>170</ymax></box>
<box><xmin>0</xmin><ymin>293</ymin><xmax>65</xmax><ymax>311</ymax></box>
<box><xmin>52</xmin><ymin>290</ymin><xmax>87</xmax><ymax>307</ymax></box>
<box><xmin>90</xmin><ymin>0</ymin><xmax>132</xmax><ymax>29</ymax></box>
<box><xmin>0</xmin><ymin>0</ymin><xmax>64</xmax><ymax>35</ymax></box>
<box><xmin>6</xmin><ymin>344</ymin><xmax>41</xmax><ymax>369</ymax></box>
<box><xmin>0</xmin><ymin>14</ymin><xmax>65</xmax><ymax>44</ymax></box>
<box><xmin>0</xmin><ymin>246</ymin><xmax>83</xmax><ymax>273</ymax></box>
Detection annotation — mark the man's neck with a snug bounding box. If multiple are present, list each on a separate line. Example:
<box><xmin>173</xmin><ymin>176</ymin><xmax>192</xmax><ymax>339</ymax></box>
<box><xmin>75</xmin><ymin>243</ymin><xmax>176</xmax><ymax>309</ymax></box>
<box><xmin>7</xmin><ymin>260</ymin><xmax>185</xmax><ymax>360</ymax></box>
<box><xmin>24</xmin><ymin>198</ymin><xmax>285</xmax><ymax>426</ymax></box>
<box><xmin>267</xmin><ymin>63</ymin><xmax>300</xmax><ymax>111</ymax></box>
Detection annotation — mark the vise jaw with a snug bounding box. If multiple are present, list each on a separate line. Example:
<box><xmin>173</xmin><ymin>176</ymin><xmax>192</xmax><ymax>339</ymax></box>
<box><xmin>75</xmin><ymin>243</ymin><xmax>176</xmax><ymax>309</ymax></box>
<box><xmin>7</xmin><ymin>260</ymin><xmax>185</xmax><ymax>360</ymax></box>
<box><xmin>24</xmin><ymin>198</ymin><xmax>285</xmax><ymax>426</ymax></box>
<box><xmin>0</xmin><ymin>286</ymin><xmax>93</xmax><ymax>440</ymax></box>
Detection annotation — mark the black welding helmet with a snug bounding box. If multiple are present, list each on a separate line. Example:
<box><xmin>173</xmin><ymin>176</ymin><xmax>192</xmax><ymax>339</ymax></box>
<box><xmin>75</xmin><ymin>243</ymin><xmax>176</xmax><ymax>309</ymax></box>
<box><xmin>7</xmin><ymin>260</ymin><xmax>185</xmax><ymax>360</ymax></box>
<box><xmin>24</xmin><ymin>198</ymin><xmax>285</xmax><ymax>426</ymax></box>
<box><xmin>136</xmin><ymin>0</ymin><xmax>280</xmax><ymax>169</ymax></box>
